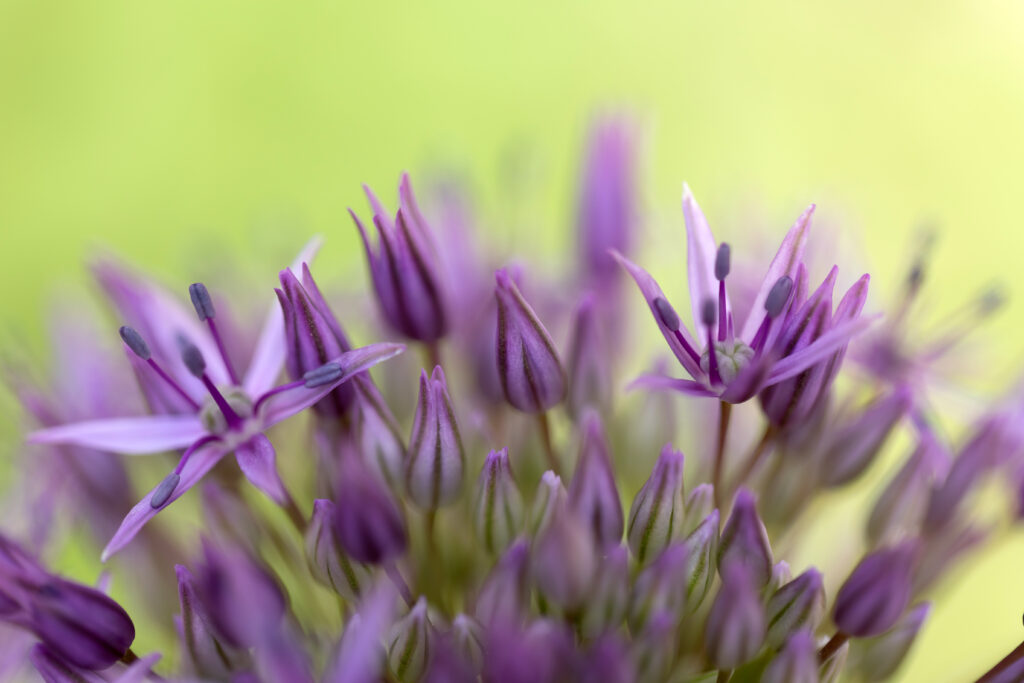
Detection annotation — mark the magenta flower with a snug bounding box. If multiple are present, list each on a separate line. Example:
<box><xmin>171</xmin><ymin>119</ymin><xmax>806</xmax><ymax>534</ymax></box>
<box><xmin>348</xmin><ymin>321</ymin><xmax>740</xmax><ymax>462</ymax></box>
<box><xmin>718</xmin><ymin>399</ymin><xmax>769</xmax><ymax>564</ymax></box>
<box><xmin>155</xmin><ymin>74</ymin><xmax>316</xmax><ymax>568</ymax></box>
<box><xmin>28</xmin><ymin>241</ymin><xmax>405</xmax><ymax>560</ymax></box>
<box><xmin>614</xmin><ymin>185</ymin><xmax>874</xmax><ymax>403</ymax></box>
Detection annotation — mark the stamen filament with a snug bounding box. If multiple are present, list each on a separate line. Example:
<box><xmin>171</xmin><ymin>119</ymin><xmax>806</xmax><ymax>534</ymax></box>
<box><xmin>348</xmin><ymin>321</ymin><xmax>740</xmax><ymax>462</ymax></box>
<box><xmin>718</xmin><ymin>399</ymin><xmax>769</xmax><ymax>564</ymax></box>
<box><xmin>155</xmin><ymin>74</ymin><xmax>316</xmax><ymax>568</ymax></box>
<box><xmin>717</xmin><ymin>280</ymin><xmax>728</xmax><ymax>341</ymax></box>
<box><xmin>674</xmin><ymin>329</ymin><xmax>702</xmax><ymax>365</ymax></box>
<box><xmin>145</xmin><ymin>359</ymin><xmax>201</xmax><ymax>411</ymax></box>
<box><xmin>252</xmin><ymin>379</ymin><xmax>305</xmax><ymax>415</ymax></box>
<box><xmin>173</xmin><ymin>434</ymin><xmax>224</xmax><ymax>475</ymax></box>
<box><xmin>205</xmin><ymin>318</ymin><xmax>240</xmax><ymax>385</ymax></box>
<box><xmin>200</xmin><ymin>374</ymin><xmax>243</xmax><ymax>429</ymax></box>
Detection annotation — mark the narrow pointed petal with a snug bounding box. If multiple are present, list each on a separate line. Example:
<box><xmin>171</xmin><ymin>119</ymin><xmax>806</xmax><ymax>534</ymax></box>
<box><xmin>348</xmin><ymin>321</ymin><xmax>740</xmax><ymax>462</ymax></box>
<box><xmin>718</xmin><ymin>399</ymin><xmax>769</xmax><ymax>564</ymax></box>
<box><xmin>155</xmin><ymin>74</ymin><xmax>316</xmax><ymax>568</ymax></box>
<box><xmin>833</xmin><ymin>541</ymin><xmax>917</xmax><ymax>637</ymax></box>
<box><xmin>233</xmin><ymin>434</ymin><xmax>288</xmax><ymax>505</ymax></box>
<box><xmin>627</xmin><ymin>374</ymin><xmax>717</xmax><ymax>398</ymax></box>
<box><xmin>766</xmin><ymin>314</ymin><xmax>880</xmax><ymax>385</ymax></box>
<box><xmin>740</xmin><ymin>204</ymin><xmax>814</xmax><ymax>341</ymax></box>
<box><xmin>243</xmin><ymin>236</ymin><xmax>324</xmax><ymax>396</ymax></box>
<box><xmin>28</xmin><ymin>415</ymin><xmax>206</xmax><ymax>455</ymax></box>
<box><xmin>682</xmin><ymin>184</ymin><xmax>730</xmax><ymax>329</ymax></box>
<box><xmin>102</xmin><ymin>441</ymin><xmax>229</xmax><ymax>561</ymax></box>
<box><xmin>259</xmin><ymin>343</ymin><xmax>405</xmax><ymax>428</ymax></box>
<box><xmin>611</xmin><ymin>250</ymin><xmax>703</xmax><ymax>378</ymax></box>
<box><xmin>325</xmin><ymin>580</ymin><xmax>398</xmax><ymax>683</ymax></box>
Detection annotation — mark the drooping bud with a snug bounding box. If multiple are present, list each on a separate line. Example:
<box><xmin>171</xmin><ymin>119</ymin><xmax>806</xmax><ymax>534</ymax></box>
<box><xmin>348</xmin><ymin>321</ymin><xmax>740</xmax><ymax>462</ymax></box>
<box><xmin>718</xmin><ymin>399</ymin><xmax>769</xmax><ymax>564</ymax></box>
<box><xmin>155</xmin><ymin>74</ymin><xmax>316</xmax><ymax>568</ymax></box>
<box><xmin>580</xmin><ymin>545</ymin><xmax>630</xmax><ymax>637</ymax></box>
<box><xmin>819</xmin><ymin>388</ymin><xmax>912</xmax><ymax>488</ymax></box>
<box><xmin>193</xmin><ymin>541</ymin><xmax>286</xmax><ymax>649</ymax></box>
<box><xmin>568</xmin><ymin>412</ymin><xmax>624</xmax><ymax>548</ymax></box>
<box><xmin>566</xmin><ymin>294</ymin><xmax>612</xmax><ymax>418</ymax></box>
<box><xmin>451</xmin><ymin>614</ymin><xmax>485</xmax><ymax>674</ymax></box>
<box><xmin>387</xmin><ymin>597</ymin><xmax>433</xmax><ymax>683</ymax></box>
<box><xmin>531</xmin><ymin>501</ymin><xmax>597</xmax><ymax>612</ymax></box>
<box><xmin>407</xmin><ymin>366</ymin><xmax>465</xmax><ymax>510</ymax></box>
<box><xmin>305</xmin><ymin>499</ymin><xmax>373</xmax><ymax>603</ymax></box>
<box><xmin>475</xmin><ymin>540</ymin><xmax>531</xmax><ymax>626</ymax></box>
<box><xmin>764</xmin><ymin>568</ymin><xmax>825</xmax><ymax>649</ymax></box>
<box><xmin>29</xmin><ymin>578</ymin><xmax>136</xmax><ymax>670</ymax></box>
<box><xmin>529</xmin><ymin>470</ymin><xmax>567</xmax><ymax>536</ymax></box>
<box><xmin>626</xmin><ymin>445</ymin><xmax>685</xmax><ymax>564</ymax></box>
<box><xmin>276</xmin><ymin>264</ymin><xmax>355</xmax><ymax>419</ymax></box>
<box><xmin>629</xmin><ymin>543</ymin><xmax>689</xmax><ymax>631</ymax></box>
<box><xmin>679</xmin><ymin>509</ymin><xmax>720</xmax><ymax>611</ymax></box>
<box><xmin>176</xmin><ymin>564</ymin><xmax>249</xmax><ymax>678</ymax></box>
<box><xmin>352</xmin><ymin>374</ymin><xmax>407</xmax><ymax>490</ymax></box>
<box><xmin>854</xmin><ymin>602</ymin><xmax>930</xmax><ymax>680</ymax></box>
<box><xmin>681</xmin><ymin>483</ymin><xmax>714</xmax><ymax>538</ymax></box>
<box><xmin>868</xmin><ymin>436</ymin><xmax>946</xmax><ymax>544</ymax></box>
<box><xmin>833</xmin><ymin>542</ymin><xmax>917</xmax><ymax>637</ymax></box>
<box><xmin>494</xmin><ymin>268</ymin><xmax>567</xmax><ymax>413</ymax></box>
<box><xmin>334</xmin><ymin>457</ymin><xmax>408</xmax><ymax>566</ymax></box>
<box><xmin>762</xmin><ymin>630</ymin><xmax>819</xmax><ymax>683</ymax></box>
<box><xmin>474</xmin><ymin>448</ymin><xmax>525</xmax><ymax>555</ymax></box>
<box><xmin>351</xmin><ymin>174</ymin><xmax>449</xmax><ymax>342</ymax></box>
<box><xmin>704</xmin><ymin>563</ymin><xmax>767</xmax><ymax>669</ymax></box>
<box><xmin>718</xmin><ymin>487</ymin><xmax>773</xmax><ymax>587</ymax></box>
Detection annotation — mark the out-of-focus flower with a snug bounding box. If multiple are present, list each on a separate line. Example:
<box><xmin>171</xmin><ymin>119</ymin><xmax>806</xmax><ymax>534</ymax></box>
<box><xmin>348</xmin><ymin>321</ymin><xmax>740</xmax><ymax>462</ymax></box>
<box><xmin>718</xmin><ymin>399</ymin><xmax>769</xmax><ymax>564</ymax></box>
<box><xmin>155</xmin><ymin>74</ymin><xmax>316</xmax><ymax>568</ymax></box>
<box><xmin>351</xmin><ymin>174</ymin><xmax>450</xmax><ymax>343</ymax></box>
<box><xmin>387</xmin><ymin>597</ymin><xmax>433</xmax><ymax>683</ymax></box>
<box><xmin>568</xmin><ymin>412</ymin><xmax>623</xmax><ymax>548</ymax></box>
<box><xmin>833</xmin><ymin>541</ymin><xmax>917</xmax><ymax>637</ymax></box>
<box><xmin>764</xmin><ymin>568</ymin><xmax>825</xmax><ymax>649</ymax></box>
<box><xmin>475</xmin><ymin>540</ymin><xmax>531</xmax><ymax>626</ymax></box>
<box><xmin>566</xmin><ymin>294</ymin><xmax>612</xmax><ymax>419</ymax></box>
<box><xmin>761</xmin><ymin>630</ymin><xmax>818</xmax><ymax>683</ymax></box>
<box><xmin>531</xmin><ymin>500</ymin><xmax>597</xmax><ymax>612</ymax></box>
<box><xmin>704</xmin><ymin>563</ymin><xmax>766</xmax><ymax>669</ymax></box>
<box><xmin>853</xmin><ymin>602</ymin><xmax>930</xmax><ymax>680</ymax></box>
<box><xmin>305</xmin><ymin>499</ymin><xmax>373</xmax><ymax>603</ymax></box>
<box><xmin>333</xmin><ymin>456</ymin><xmax>408</xmax><ymax>566</ymax></box>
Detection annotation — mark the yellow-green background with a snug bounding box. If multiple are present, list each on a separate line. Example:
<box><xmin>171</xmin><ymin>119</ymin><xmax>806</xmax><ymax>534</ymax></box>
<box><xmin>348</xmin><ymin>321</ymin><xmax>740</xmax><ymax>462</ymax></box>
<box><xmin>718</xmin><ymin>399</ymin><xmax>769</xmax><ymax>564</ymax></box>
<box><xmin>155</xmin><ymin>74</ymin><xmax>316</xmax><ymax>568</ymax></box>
<box><xmin>3</xmin><ymin>1</ymin><xmax>1024</xmax><ymax>680</ymax></box>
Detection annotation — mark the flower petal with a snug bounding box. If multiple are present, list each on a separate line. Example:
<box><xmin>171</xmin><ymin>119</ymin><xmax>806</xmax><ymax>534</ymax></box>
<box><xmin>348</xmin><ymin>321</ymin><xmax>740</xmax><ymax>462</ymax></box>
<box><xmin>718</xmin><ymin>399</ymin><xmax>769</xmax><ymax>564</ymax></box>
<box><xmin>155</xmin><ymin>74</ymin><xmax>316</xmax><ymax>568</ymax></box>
<box><xmin>243</xmin><ymin>236</ymin><xmax>325</xmax><ymax>397</ymax></box>
<box><xmin>259</xmin><ymin>343</ymin><xmax>406</xmax><ymax>428</ymax></box>
<box><xmin>113</xmin><ymin>653</ymin><xmax>163</xmax><ymax>683</ymax></box>
<box><xmin>101</xmin><ymin>441</ymin><xmax>229</xmax><ymax>561</ymax></box>
<box><xmin>767</xmin><ymin>314</ymin><xmax>881</xmax><ymax>385</ymax></box>
<box><xmin>234</xmin><ymin>434</ymin><xmax>288</xmax><ymax>506</ymax></box>
<box><xmin>682</xmin><ymin>184</ymin><xmax>729</xmax><ymax>329</ymax></box>
<box><xmin>627</xmin><ymin>373</ymin><xmax>718</xmax><ymax>398</ymax></box>
<box><xmin>611</xmin><ymin>251</ymin><xmax>703</xmax><ymax>379</ymax></box>
<box><xmin>28</xmin><ymin>415</ymin><xmax>206</xmax><ymax>455</ymax></box>
<box><xmin>739</xmin><ymin>205</ymin><xmax>814</xmax><ymax>343</ymax></box>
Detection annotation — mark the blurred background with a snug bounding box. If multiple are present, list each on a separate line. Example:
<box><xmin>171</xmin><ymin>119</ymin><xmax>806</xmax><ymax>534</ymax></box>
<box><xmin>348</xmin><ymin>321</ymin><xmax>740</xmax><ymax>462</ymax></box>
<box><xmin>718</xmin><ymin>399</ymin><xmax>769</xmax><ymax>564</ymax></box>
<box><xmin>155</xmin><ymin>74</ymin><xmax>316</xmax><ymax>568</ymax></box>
<box><xmin>2</xmin><ymin>1</ymin><xmax>1024</xmax><ymax>680</ymax></box>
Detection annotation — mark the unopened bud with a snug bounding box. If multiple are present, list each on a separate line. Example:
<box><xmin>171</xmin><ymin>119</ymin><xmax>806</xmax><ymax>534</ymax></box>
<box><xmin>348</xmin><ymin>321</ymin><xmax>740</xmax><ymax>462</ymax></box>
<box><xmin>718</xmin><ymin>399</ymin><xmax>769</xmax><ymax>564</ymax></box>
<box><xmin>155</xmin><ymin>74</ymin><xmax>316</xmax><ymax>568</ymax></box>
<box><xmin>474</xmin><ymin>448</ymin><xmax>524</xmax><ymax>555</ymax></box>
<box><xmin>569</xmin><ymin>412</ymin><xmax>624</xmax><ymax>548</ymax></box>
<box><xmin>833</xmin><ymin>542</ymin><xmax>917</xmax><ymax>637</ymax></box>
<box><xmin>626</xmin><ymin>445</ymin><xmax>685</xmax><ymax>564</ymax></box>
<box><xmin>704</xmin><ymin>563</ymin><xmax>766</xmax><ymax>669</ymax></box>
<box><xmin>407</xmin><ymin>366</ymin><xmax>465</xmax><ymax>510</ymax></box>
<box><xmin>387</xmin><ymin>597</ymin><xmax>433</xmax><ymax>683</ymax></box>
<box><xmin>718</xmin><ymin>487</ymin><xmax>773</xmax><ymax>587</ymax></box>
<box><xmin>765</xmin><ymin>568</ymin><xmax>825</xmax><ymax>649</ymax></box>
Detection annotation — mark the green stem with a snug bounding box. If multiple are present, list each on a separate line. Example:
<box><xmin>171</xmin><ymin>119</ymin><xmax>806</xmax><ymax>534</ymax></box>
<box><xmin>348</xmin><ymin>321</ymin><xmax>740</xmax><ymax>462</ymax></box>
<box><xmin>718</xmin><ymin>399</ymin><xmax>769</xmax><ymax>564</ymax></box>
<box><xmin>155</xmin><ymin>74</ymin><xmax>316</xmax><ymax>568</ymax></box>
<box><xmin>712</xmin><ymin>401</ymin><xmax>732</xmax><ymax>512</ymax></box>
<box><xmin>536</xmin><ymin>411</ymin><xmax>561</xmax><ymax>475</ymax></box>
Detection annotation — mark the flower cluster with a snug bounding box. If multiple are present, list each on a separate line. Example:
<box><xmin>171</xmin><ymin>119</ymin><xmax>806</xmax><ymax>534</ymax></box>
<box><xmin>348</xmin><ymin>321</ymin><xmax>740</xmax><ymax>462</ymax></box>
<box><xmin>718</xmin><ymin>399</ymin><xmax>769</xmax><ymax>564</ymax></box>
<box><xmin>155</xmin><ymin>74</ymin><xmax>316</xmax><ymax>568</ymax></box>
<box><xmin>4</xmin><ymin>118</ymin><xmax>1024</xmax><ymax>683</ymax></box>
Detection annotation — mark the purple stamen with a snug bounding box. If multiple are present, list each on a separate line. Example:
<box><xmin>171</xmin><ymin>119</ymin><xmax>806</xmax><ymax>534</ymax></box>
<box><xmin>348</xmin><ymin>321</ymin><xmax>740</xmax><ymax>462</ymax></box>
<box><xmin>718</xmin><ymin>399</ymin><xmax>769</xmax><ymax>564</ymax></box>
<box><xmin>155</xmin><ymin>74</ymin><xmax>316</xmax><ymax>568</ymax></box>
<box><xmin>150</xmin><ymin>435</ymin><xmax>224</xmax><ymax>508</ymax></box>
<box><xmin>715</xmin><ymin>244</ymin><xmax>731</xmax><ymax>341</ymax></box>
<box><xmin>189</xmin><ymin>283</ymin><xmax>240</xmax><ymax>385</ymax></box>
<box><xmin>750</xmin><ymin>275</ymin><xmax>794</xmax><ymax>352</ymax></box>
<box><xmin>173</xmin><ymin>434</ymin><xmax>224</xmax><ymax>475</ymax></box>
<box><xmin>252</xmin><ymin>378</ymin><xmax>306</xmax><ymax>416</ymax></box>
<box><xmin>702</xmin><ymin>298</ymin><xmax>721</xmax><ymax>385</ymax></box>
<box><xmin>119</xmin><ymin>326</ymin><xmax>200</xmax><ymax>411</ymax></box>
<box><xmin>652</xmin><ymin>297</ymin><xmax>701</xmax><ymax>364</ymax></box>
<box><xmin>180</xmin><ymin>339</ymin><xmax>243</xmax><ymax>429</ymax></box>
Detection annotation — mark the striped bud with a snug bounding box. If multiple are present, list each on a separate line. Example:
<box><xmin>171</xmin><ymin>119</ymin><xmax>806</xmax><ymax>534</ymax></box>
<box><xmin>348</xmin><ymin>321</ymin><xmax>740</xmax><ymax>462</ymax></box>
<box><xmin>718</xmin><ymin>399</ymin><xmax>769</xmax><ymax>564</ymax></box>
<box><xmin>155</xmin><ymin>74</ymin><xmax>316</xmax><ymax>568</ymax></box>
<box><xmin>568</xmin><ymin>412</ymin><xmax>624</xmax><ymax>548</ymax></box>
<box><xmin>407</xmin><ymin>366</ymin><xmax>465</xmax><ymax>510</ymax></box>
<box><xmin>305</xmin><ymin>499</ymin><xmax>373</xmax><ymax>603</ymax></box>
<box><xmin>704</xmin><ymin>563</ymin><xmax>767</xmax><ymax>669</ymax></box>
<box><xmin>765</xmin><ymin>568</ymin><xmax>825</xmax><ymax>649</ymax></box>
<box><xmin>474</xmin><ymin>448</ymin><xmax>524</xmax><ymax>555</ymax></box>
<box><xmin>626</xmin><ymin>445</ymin><xmax>686</xmax><ymax>564</ymax></box>
<box><xmin>718</xmin><ymin>487</ymin><xmax>774</xmax><ymax>588</ymax></box>
<box><xmin>387</xmin><ymin>597</ymin><xmax>433</xmax><ymax>683</ymax></box>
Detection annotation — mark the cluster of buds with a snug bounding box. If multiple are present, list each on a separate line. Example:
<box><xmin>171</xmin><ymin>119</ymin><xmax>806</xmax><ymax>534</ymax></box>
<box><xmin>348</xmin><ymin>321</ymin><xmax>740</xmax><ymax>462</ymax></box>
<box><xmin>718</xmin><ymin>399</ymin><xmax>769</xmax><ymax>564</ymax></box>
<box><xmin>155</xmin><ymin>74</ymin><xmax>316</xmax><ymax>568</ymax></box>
<box><xmin>5</xmin><ymin>118</ymin><xmax>1024</xmax><ymax>683</ymax></box>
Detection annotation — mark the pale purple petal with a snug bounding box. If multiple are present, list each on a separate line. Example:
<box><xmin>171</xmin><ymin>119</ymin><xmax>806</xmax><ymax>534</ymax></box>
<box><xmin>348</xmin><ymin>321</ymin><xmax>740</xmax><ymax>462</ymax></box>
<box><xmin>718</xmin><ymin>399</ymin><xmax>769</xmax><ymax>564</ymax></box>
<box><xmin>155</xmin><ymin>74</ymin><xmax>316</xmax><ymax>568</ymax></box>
<box><xmin>611</xmin><ymin>250</ymin><xmax>703</xmax><ymax>379</ymax></box>
<box><xmin>28</xmin><ymin>415</ymin><xmax>206</xmax><ymax>455</ymax></box>
<box><xmin>767</xmin><ymin>314</ymin><xmax>881</xmax><ymax>385</ymax></box>
<box><xmin>243</xmin><ymin>236</ymin><xmax>325</xmax><ymax>397</ymax></box>
<box><xmin>682</xmin><ymin>184</ymin><xmax>729</xmax><ymax>328</ymax></box>
<box><xmin>739</xmin><ymin>205</ymin><xmax>814</xmax><ymax>342</ymax></box>
<box><xmin>627</xmin><ymin>374</ymin><xmax>717</xmax><ymax>398</ymax></box>
<box><xmin>259</xmin><ymin>343</ymin><xmax>406</xmax><ymax>428</ymax></box>
<box><xmin>234</xmin><ymin>434</ymin><xmax>288</xmax><ymax>505</ymax></box>
<box><xmin>101</xmin><ymin>441</ymin><xmax>229</xmax><ymax>561</ymax></box>
<box><xmin>112</xmin><ymin>653</ymin><xmax>162</xmax><ymax>683</ymax></box>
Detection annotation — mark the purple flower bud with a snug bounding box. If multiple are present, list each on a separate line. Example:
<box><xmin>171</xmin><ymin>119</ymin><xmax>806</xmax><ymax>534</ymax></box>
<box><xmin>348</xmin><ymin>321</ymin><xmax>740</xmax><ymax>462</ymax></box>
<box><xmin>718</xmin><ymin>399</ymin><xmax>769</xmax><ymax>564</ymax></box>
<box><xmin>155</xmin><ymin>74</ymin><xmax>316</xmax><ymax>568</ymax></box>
<box><xmin>765</xmin><ymin>568</ymin><xmax>825</xmax><ymax>648</ymax></box>
<box><xmin>387</xmin><ymin>597</ymin><xmax>433</xmax><ymax>683</ymax></box>
<box><xmin>626</xmin><ymin>445</ymin><xmax>686</xmax><ymax>564</ymax></box>
<box><xmin>718</xmin><ymin>488</ymin><xmax>774</xmax><ymax>588</ymax></box>
<box><xmin>335</xmin><ymin>457</ymin><xmax>409</xmax><ymax>566</ymax></box>
<box><xmin>680</xmin><ymin>509</ymin><xmax>720</xmax><ymax>611</ymax></box>
<box><xmin>833</xmin><ymin>542</ymin><xmax>917</xmax><ymax>637</ymax></box>
<box><xmin>855</xmin><ymin>602</ymin><xmax>930</xmax><ymax>680</ymax></box>
<box><xmin>528</xmin><ymin>470</ymin><xmax>567</xmax><ymax>536</ymax></box>
<box><xmin>494</xmin><ymin>268</ymin><xmax>567</xmax><ymax>413</ymax></box>
<box><xmin>580</xmin><ymin>546</ymin><xmax>629</xmax><ymax>637</ymax></box>
<box><xmin>868</xmin><ymin>436</ymin><xmax>946</xmax><ymax>544</ymax></box>
<box><xmin>925</xmin><ymin>415</ymin><xmax>1006</xmax><ymax>531</ymax></box>
<box><xmin>632</xmin><ymin>611</ymin><xmax>676</xmax><ymax>683</ymax></box>
<box><xmin>681</xmin><ymin>483</ymin><xmax>714</xmax><ymax>538</ymax></box>
<box><xmin>568</xmin><ymin>412</ymin><xmax>623</xmax><ymax>548</ymax></box>
<box><xmin>819</xmin><ymin>387</ymin><xmax>912</xmax><ymax>488</ymax></box>
<box><xmin>482</xmin><ymin>619</ymin><xmax>574</xmax><ymax>683</ymax></box>
<box><xmin>577</xmin><ymin>635</ymin><xmax>636</xmax><ymax>683</ymax></box>
<box><xmin>704</xmin><ymin>563</ymin><xmax>767</xmax><ymax>669</ymax></box>
<box><xmin>276</xmin><ymin>264</ymin><xmax>355</xmax><ymax>419</ymax></box>
<box><xmin>475</xmin><ymin>540</ymin><xmax>531</xmax><ymax>626</ymax></box>
<box><xmin>762</xmin><ymin>630</ymin><xmax>819</xmax><ymax>683</ymax></box>
<box><xmin>194</xmin><ymin>541</ymin><xmax>286</xmax><ymax>648</ymax></box>
<box><xmin>566</xmin><ymin>295</ymin><xmax>612</xmax><ymax>419</ymax></box>
<box><xmin>305</xmin><ymin>499</ymin><xmax>373</xmax><ymax>603</ymax></box>
<box><xmin>352</xmin><ymin>174</ymin><xmax>449</xmax><ymax>343</ymax></box>
<box><xmin>176</xmin><ymin>565</ymin><xmax>249</xmax><ymax>678</ymax></box>
<box><xmin>28</xmin><ymin>578</ymin><xmax>135</xmax><ymax>670</ymax></box>
<box><xmin>451</xmin><ymin>614</ymin><xmax>485</xmax><ymax>674</ymax></box>
<box><xmin>423</xmin><ymin>635</ymin><xmax>477</xmax><ymax>683</ymax></box>
<box><xmin>629</xmin><ymin>543</ymin><xmax>689</xmax><ymax>631</ymax></box>
<box><xmin>407</xmin><ymin>366</ymin><xmax>465</xmax><ymax>510</ymax></box>
<box><xmin>767</xmin><ymin>560</ymin><xmax>793</xmax><ymax>595</ymax></box>
<box><xmin>352</xmin><ymin>374</ymin><xmax>407</xmax><ymax>490</ymax></box>
<box><xmin>531</xmin><ymin>501</ymin><xmax>597</xmax><ymax>611</ymax></box>
<box><xmin>474</xmin><ymin>448</ymin><xmax>525</xmax><ymax>555</ymax></box>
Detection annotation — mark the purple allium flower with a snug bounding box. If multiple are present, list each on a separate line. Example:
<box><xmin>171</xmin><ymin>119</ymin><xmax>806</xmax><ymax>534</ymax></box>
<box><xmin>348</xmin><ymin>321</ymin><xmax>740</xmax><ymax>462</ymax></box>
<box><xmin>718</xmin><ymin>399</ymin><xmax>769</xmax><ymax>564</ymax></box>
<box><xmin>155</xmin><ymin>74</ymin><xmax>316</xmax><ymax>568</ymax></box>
<box><xmin>629</xmin><ymin>543</ymin><xmax>689</xmax><ymax>631</ymax></box>
<box><xmin>764</xmin><ymin>568</ymin><xmax>825</xmax><ymax>648</ymax></box>
<box><xmin>333</xmin><ymin>455</ymin><xmax>409</xmax><ymax>566</ymax></box>
<box><xmin>681</xmin><ymin>482</ymin><xmax>715</xmax><ymax>538</ymax></box>
<box><xmin>704</xmin><ymin>563</ymin><xmax>767</xmax><ymax>669</ymax></box>
<box><xmin>833</xmin><ymin>541</ymin><xmax>917</xmax><ymax>637</ymax></box>
<box><xmin>615</xmin><ymin>186</ymin><xmax>874</xmax><ymax>403</ymax></box>
<box><xmin>494</xmin><ymin>268</ymin><xmax>567</xmax><ymax>413</ymax></box>
<box><xmin>30</xmin><ymin>644</ymin><xmax>160</xmax><ymax>683</ymax></box>
<box><xmin>407</xmin><ymin>366</ymin><xmax>465</xmax><ymax>510</ymax></box>
<box><xmin>351</xmin><ymin>174</ymin><xmax>449</xmax><ymax>344</ymax></box>
<box><xmin>473</xmin><ymin>448</ymin><xmax>524</xmax><ymax>556</ymax></box>
<box><xmin>761</xmin><ymin>630</ymin><xmax>818</xmax><ymax>683</ymax></box>
<box><xmin>576</xmin><ymin>634</ymin><xmax>637</xmax><ymax>683</ymax></box>
<box><xmin>868</xmin><ymin>433</ymin><xmax>948</xmax><ymax>544</ymax></box>
<box><xmin>854</xmin><ymin>602</ymin><xmax>931</xmax><ymax>680</ymax></box>
<box><xmin>305</xmin><ymin>499</ymin><xmax>372</xmax><ymax>603</ymax></box>
<box><xmin>566</xmin><ymin>294</ymin><xmax>612</xmax><ymax>419</ymax></box>
<box><xmin>482</xmin><ymin>619</ymin><xmax>574</xmax><ymax>683</ymax></box>
<box><xmin>568</xmin><ymin>411</ymin><xmax>623</xmax><ymax>548</ymax></box>
<box><xmin>528</xmin><ymin>470</ymin><xmax>567</xmax><ymax>536</ymax></box>
<box><xmin>717</xmin><ymin>487</ymin><xmax>773</xmax><ymax>588</ymax></box>
<box><xmin>450</xmin><ymin>614</ymin><xmax>485</xmax><ymax>674</ymax></box>
<box><xmin>29</xmin><ymin>245</ymin><xmax>405</xmax><ymax>560</ymax></box>
<box><xmin>626</xmin><ymin>444</ymin><xmax>686</xmax><ymax>564</ymax></box>
<box><xmin>387</xmin><ymin>597</ymin><xmax>433</xmax><ymax>683</ymax></box>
